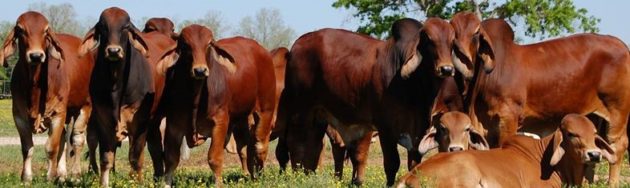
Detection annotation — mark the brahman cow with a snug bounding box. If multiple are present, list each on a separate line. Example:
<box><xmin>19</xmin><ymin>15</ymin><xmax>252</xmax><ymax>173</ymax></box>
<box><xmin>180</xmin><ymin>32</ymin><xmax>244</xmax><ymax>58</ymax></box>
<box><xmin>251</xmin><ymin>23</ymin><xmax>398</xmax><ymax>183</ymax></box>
<box><xmin>450</xmin><ymin>12</ymin><xmax>630</xmax><ymax>186</ymax></box>
<box><xmin>2</xmin><ymin>11</ymin><xmax>94</xmax><ymax>182</ymax></box>
<box><xmin>397</xmin><ymin>114</ymin><xmax>616</xmax><ymax>187</ymax></box>
<box><xmin>78</xmin><ymin>7</ymin><xmax>175</xmax><ymax>186</ymax></box>
<box><xmin>143</xmin><ymin>17</ymin><xmax>176</xmax><ymax>38</ymax></box>
<box><xmin>279</xmin><ymin>17</ymin><xmax>459</xmax><ymax>186</ymax></box>
<box><xmin>418</xmin><ymin>111</ymin><xmax>488</xmax><ymax>154</ymax></box>
<box><xmin>157</xmin><ymin>24</ymin><xmax>276</xmax><ymax>187</ymax></box>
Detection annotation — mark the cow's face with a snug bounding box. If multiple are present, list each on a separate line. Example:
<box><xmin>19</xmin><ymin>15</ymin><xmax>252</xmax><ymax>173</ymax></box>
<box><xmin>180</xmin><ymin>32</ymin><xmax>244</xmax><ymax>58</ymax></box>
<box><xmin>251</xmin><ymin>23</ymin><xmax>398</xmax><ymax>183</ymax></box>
<box><xmin>143</xmin><ymin>18</ymin><xmax>176</xmax><ymax>38</ymax></box>
<box><xmin>79</xmin><ymin>7</ymin><xmax>147</xmax><ymax>62</ymax></box>
<box><xmin>450</xmin><ymin>12</ymin><xmax>495</xmax><ymax>79</ymax></box>
<box><xmin>418</xmin><ymin>111</ymin><xmax>488</xmax><ymax>154</ymax></box>
<box><xmin>157</xmin><ymin>24</ymin><xmax>234</xmax><ymax>80</ymax></box>
<box><xmin>1</xmin><ymin>11</ymin><xmax>64</xmax><ymax>66</ymax></box>
<box><xmin>390</xmin><ymin>18</ymin><xmax>423</xmax><ymax>79</ymax></box>
<box><xmin>418</xmin><ymin>18</ymin><xmax>457</xmax><ymax>78</ymax></box>
<box><xmin>560</xmin><ymin>114</ymin><xmax>616</xmax><ymax>164</ymax></box>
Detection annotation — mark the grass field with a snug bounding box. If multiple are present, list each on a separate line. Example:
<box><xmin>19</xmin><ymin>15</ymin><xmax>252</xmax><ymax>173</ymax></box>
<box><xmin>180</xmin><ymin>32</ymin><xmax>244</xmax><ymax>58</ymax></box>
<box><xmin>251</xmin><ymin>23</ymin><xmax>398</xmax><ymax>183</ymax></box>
<box><xmin>0</xmin><ymin>97</ymin><xmax>629</xmax><ymax>187</ymax></box>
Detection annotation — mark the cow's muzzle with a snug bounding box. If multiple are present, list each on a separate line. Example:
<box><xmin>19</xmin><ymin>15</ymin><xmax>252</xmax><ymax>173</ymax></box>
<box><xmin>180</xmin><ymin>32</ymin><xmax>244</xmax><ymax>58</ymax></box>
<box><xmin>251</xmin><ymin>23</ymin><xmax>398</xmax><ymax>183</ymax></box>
<box><xmin>436</xmin><ymin>65</ymin><xmax>455</xmax><ymax>77</ymax></box>
<box><xmin>448</xmin><ymin>146</ymin><xmax>464</xmax><ymax>152</ymax></box>
<box><xmin>116</xmin><ymin>130</ymin><xmax>129</xmax><ymax>142</ymax></box>
<box><xmin>106</xmin><ymin>45</ymin><xmax>124</xmax><ymax>61</ymax></box>
<box><xmin>27</xmin><ymin>50</ymin><xmax>46</xmax><ymax>64</ymax></box>
<box><xmin>585</xmin><ymin>150</ymin><xmax>602</xmax><ymax>163</ymax></box>
<box><xmin>192</xmin><ymin>67</ymin><xmax>209</xmax><ymax>79</ymax></box>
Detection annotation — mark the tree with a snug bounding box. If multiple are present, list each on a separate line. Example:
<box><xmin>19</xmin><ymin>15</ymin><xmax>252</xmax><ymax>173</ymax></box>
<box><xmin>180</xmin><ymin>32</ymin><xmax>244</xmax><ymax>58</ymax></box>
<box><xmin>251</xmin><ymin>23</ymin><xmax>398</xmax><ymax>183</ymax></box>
<box><xmin>178</xmin><ymin>11</ymin><xmax>229</xmax><ymax>39</ymax></box>
<box><xmin>332</xmin><ymin>0</ymin><xmax>600</xmax><ymax>39</ymax></box>
<box><xmin>233</xmin><ymin>8</ymin><xmax>296</xmax><ymax>49</ymax></box>
<box><xmin>0</xmin><ymin>21</ymin><xmax>14</xmax><ymax>80</ymax></box>
<box><xmin>28</xmin><ymin>2</ymin><xmax>85</xmax><ymax>36</ymax></box>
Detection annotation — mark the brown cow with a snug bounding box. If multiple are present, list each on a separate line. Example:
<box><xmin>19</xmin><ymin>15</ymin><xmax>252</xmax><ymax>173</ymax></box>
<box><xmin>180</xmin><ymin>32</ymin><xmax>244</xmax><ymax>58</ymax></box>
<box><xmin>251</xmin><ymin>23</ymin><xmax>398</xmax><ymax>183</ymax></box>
<box><xmin>1</xmin><ymin>11</ymin><xmax>94</xmax><ymax>182</ymax></box>
<box><xmin>143</xmin><ymin>17</ymin><xmax>176</xmax><ymax>38</ymax></box>
<box><xmin>280</xmin><ymin>17</ymin><xmax>460</xmax><ymax>186</ymax></box>
<box><xmin>396</xmin><ymin>114</ymin><xmax>616</xmax><ymax>187</ymax></box>
<box><xmin>78</xmin><ymin>7</ymin><xmax>175</xmax><ymax>186</ymax></box>
<box><xmin>157</xmin><ymin>24</ymin><xmax>276</xmax><ymax>187</ymax></box>
<box><xmin>418</xmin><ymin>111</ymin><xmax>488</xmax><ymax>154</ymax></box>
<box><xmin>450</xmin><ymin>12</ymin><xmax>630</xmax><ymax>186</ymax></box>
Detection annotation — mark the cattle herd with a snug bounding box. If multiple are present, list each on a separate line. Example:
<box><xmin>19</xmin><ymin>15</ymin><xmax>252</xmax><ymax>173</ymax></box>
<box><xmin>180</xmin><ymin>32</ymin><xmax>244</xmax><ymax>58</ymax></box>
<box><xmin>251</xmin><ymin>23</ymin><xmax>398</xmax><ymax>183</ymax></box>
<box><xmin>2</xmin><ymin>6</ymin><xmax>630</xmax><ymax>188</ymax></box>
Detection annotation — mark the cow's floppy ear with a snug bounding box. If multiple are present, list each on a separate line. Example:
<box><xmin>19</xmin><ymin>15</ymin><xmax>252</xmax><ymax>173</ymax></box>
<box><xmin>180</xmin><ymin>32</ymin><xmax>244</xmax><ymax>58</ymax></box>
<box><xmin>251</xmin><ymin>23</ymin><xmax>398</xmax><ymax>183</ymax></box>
<box><xmin>400</xmin><ymin>29</ymin><xmax>422</xmax><ymax>79</ymax></box>
<box><xmin>128</xmin><ymin>24</ymin><xmax>148</xmax><ymax>57</ymax></box>
<box><xmin>208</xmin><ymin>41</ymin><xmax>236</xmax><ymax>73</ymax></box>
<box><xmin>0</xmin><ymin>25</ymin><xmax>18</xmax><ymax>67</ymax></box>
<box><xmin>46</xmin><ymin>26</ymin><xmax>64</xmax><ymax>62</ymax></box>
<box><xmin>478</xmin><ymin>27</ymin><xmax>494</xmax><ymax>73</ymax></box>
<box><xmin>156</xmin><ymin>43</ymin><xmax>179</xmax><ymax>75</ymax></box>
<box><xmin>418</xmin><ymin>126</ymin><xmax>438</xmax><ymax>154</ymax></box>
<box><xmin>549</xmin><ymin>130</ymin><xmax>565</xmax><ymax>166</ymax></box>
<box><xmin>468</xmin><ymin>128</ymin><xmax>489</xmax><ymax>150</ymax></box>
<box><xmin>595</xmin><ymin>135</ymin><xmax>617</xmax><ymax>163</ymax></box>
<box><xmin>79</xmin><ymin>26</ymin><xmax>99</xmax><ymax>57</ymax></box>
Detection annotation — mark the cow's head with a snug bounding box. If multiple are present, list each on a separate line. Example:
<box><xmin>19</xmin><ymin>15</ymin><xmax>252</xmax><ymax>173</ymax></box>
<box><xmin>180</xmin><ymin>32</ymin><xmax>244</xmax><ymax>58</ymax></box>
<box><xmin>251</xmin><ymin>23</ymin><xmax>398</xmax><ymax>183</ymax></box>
<box><xmin>143</xmin><ymin>17</ymin><xmax>176</xmax><ymax>38</ymax></box>
<box><xmin>560</xmin><ymin>114</ymin><xmax>616</xmax><ymax>164</ymax></box>
<box><xmin>390</xmin><ymin>18</ymin><xmax>423</xmax><ymax>79</ymax></box>
<box><xmin>79</xmin><ymin>7</ymin><xmax>148</xmax><ymax>62</ymax></box>
<box><xmin>450</xmin><ymin>12</ymin><xmax>495</xmax><ymax>79</ymax></box>
<box><xmin>418</xmin><ymin>111</ymin><xmax>488</xmax><ymax>154</ymax></box>
<box><xmin>1</xmin><ymin>11</ymin><xmax>64</xmax><ymax>66</ymax></box>
<box><xmin>418</xmin><ymin>18</ymin><xmax>457</xmax><ymax>78</ymax></box>
<box><xmin>157</xmin><ymin>24</ymin><xmax>234</xmax><ymax>80</ymax></box>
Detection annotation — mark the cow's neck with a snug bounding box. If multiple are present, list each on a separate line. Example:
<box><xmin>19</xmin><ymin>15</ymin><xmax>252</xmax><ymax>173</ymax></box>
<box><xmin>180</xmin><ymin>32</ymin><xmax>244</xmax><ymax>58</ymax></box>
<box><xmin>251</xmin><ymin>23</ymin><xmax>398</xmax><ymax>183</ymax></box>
<box><xmin>373</xmin><ymin>40</ymin><xmax>398</xmax><ymax>97</ymax></box>
<box><xmin>505</xmin><ymin>135</ymin><xmax>558</xmax><ymax>179</ymax></box>
<box><xmin>556</xmin><ymin>142</ymin><xmax>588</xmax><ymax>185</ymax></box>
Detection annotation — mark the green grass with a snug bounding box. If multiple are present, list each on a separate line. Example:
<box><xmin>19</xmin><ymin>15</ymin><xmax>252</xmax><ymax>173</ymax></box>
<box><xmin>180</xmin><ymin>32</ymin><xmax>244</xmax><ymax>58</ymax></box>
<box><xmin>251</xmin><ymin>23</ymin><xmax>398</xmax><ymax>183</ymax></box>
<box><xmin>0</xmin><ymin>99</ymin><xmax>16</xmax><ymax>137</ymax></box>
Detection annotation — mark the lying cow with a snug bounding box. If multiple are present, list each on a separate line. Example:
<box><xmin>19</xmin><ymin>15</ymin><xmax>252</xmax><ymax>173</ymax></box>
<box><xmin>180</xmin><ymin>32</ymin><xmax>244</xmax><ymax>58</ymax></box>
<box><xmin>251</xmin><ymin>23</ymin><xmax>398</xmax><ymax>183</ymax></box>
<box><xmin>418</xmin><ymin>111</ymin><xmax>488</xmax><ymax>155</ymax></box>
<box><xmin>397</xmin><ymin>114</ymin><xmax>616</xmax><ymax>187</ymax></box>
<box><xmin>157</xmin><ymin>24</ymin><xmax>277</xmax><ymax>187</ymax></box>
<box><xmin>450</xmin><ymin>12</ymin><xmax>630</xmax><ymax>186</ymax></box>
<box><xmin>2</xmin><ymin>11</ymin><xmax>94</xmax><ymax>182</ymax></box>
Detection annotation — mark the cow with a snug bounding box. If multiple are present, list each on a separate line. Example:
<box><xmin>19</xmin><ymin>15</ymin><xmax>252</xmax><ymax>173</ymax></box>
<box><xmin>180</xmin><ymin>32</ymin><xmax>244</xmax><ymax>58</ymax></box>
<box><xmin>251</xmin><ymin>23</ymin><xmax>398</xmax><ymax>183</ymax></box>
<box><xmin>143</xmin><ymin>17</ymin><xmax>176</xmax><ymax>38</ymax></box>
<box><xmin>1</xmin><ymin>11</ymin><xmax>94</xmax><ymax>182</ymax></box>
<box><xmin>78</xmin><ymin>7</ymin><xmax>175</xmax><ymax>186</ymax></box>
<box><xmin>279</xmin><ymin>17</ymin><xmax>460</xmax><ymax>186</ymax></box>
<box><xmin>156</xmin><ymin>24</ymin><xmax>276</xmax><ymax>187</ymax></box>
<box><xmin>418</xmin><ymin>111</ymin><xmax>488</xmax><ymax>154</ymax></box>
<box><xmin>450</xmin><ymin>12</ymin><xmax>630</xmax><ymax>186</ymax></box>
<box><xmin>396</xmin><ymin>114</ymin><xmax>616</xmax><ymax>187</ymax></box>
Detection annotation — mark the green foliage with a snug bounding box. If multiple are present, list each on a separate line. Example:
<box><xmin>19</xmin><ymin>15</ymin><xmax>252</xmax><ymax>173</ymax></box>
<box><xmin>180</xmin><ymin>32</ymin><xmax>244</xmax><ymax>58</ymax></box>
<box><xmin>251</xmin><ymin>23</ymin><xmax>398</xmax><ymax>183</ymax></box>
<box><xmin>332</xmin><ymin>0</ymin><xmax>600</xmax><ymax>40</ymax></box>
<box><xmin>233</xmin><ymin>8</ymin><xmax>296</xmax><ymax>49</ymax></box>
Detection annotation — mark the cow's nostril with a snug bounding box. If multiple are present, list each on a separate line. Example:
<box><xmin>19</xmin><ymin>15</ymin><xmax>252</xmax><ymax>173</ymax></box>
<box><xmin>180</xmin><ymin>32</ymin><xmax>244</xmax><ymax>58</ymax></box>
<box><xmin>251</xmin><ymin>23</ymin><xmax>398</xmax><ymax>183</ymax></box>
<box><xmin>587</xmin><ymin>151</ymin><xmax>601</xmax><ymax>162</ymax></box>
<box><xmin>107</xmin><ymin>47</ymin><xmax>121</xmax><ymax>54</ymax></box>
<box><xmin>439</xmin><ymin>66</ymin><xmax>454</xmax><ymax>76</ymax></box>
<box><xmin>449</xmin><ymin>146</ymin><xmax>463</xmax><ymax>152</ymax></box>
<box><xmin>29</xmin><ymin>52</ymin><xmax>44</xmax><ymax>62</ymax></box>
<box><xmin>193</xmin><ymin>67</ymin><xmax>208</xmax><ymax>78</ymax></box>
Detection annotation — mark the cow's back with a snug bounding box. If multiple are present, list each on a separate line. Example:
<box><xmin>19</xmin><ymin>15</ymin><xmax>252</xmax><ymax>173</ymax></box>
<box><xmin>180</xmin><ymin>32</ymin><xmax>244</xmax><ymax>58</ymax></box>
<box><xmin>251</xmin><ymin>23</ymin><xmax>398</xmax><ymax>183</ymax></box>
<box><xmin>216</xmin><ymin>37</ymin><xmax>276</xmax><ymax>115</ymax></box>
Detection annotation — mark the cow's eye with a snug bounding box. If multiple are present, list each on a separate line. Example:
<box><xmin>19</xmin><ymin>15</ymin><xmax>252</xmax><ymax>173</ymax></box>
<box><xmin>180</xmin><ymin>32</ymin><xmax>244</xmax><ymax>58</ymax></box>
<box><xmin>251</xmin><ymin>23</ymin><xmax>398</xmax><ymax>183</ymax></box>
<box><xmin>567</xmin><ymin>132</ymin><xmax>578</xmax><ymax>138</ymax></box>
<box><xmin>465</xmin><ymin>128</ymin><xmax>471</xmax><ymax>132</ymax></box>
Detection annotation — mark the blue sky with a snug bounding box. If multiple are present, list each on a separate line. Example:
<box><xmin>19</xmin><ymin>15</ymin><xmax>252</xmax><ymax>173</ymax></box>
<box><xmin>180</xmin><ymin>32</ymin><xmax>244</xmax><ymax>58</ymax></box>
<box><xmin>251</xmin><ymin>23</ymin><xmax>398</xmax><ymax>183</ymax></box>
<box><xmin>0</xmin><ymin>0</ymin><xmax>626</xmax><ymax>43</ymax></box>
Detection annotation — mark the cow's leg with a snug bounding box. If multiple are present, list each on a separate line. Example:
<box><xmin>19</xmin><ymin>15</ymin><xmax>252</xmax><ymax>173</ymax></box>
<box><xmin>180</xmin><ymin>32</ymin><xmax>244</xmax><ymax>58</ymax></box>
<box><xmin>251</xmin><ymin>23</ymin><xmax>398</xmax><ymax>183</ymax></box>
<box><xmin>208</xmin><ymin>109</ymin><xmax>229</xmax><ymax>187</ymax></box>
<box><xmin>249</xmin><ymin>110</ymin><xmax>274</xmax><ymax>178</ymax></box>
<box><xmin>163</xmin><ymin>125</ymin><xmax>184</xmax><ymax>188</ymax></box>
<box><xmin>350</xmin><ymin>130</ymin><xmax>373</xmax><ymax>186</ymax></box>
<box><xmin>605</xmin><ymin>109</ymin><xmax>629</xmax><ymax>187</ymax></box>
<box><xmin>232</xmin><ymin>120</ymin><xmax>250</xmax><ymax>174</ymax></box>
<box><xmin>99</xmin><ymin>132</ymin><xmax>116</xmax><ymax>187</ymax></box>
<box><xmin>330</xmin><ymin>140</ymin><xmax>345</xmax><ymax>180</ymax></box>
<box><xmin>45</xmin><ymin>113</ymin><xmax>66</xmax><ymax>181</ymax></box>
<box><xmin>495</xmin><ymin>103</ymin><xmax>521</xmax><ymax>147</ymax></box>
<box><xmin>87</xmin><ymin>118</ymin><xmax>99</xmax><ymax>174</ymax></box>
<box><xmin>146</xmin><ymin>118</ymin><xmax>165</xmax><ymax>179</ymax></box>
<box><xmin>379</xmin><ymin>134</ymin><xmax>400</xmax><ymax>186</ymax></box>
<box><xmin>69</xmin><ymin>105</ymin><xmax>91</xmax><ymax>177</ymax></box>
<box><xmin>275</xmin><ymin>136</ymin><xmax>290</xmax><ymax>172</ymax></box>
<box><xmin>16</xmin><ymin>116</ymin><xmax>34</xmax><ymax>182</ymax></box>
<box><xmin>128</xmin><ymin>129</ymin><xmax>148</xmax><ymax>180</ymax></box>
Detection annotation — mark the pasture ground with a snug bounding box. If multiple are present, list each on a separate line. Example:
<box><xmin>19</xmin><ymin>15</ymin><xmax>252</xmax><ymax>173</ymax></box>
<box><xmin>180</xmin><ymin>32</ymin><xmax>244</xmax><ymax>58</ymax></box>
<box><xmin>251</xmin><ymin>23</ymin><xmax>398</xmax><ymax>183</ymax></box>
<box><xmin>0</xmin><ymin>97</ymin><xmax>628</xmax><ymax>187</ymax></box>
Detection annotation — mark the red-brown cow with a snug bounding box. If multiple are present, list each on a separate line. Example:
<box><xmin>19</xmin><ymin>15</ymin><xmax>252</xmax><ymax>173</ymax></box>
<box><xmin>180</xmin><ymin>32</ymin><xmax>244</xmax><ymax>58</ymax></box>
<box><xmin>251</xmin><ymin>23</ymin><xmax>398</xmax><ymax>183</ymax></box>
<box><xmin>143</xmin><ymin>17</ymin><xmax>176</xmax><ymax>38</ymax></box>
<box><xmin>1</xmin><ymin>11</ymin><xmax>94</xmax><ymax>182</ymax></box>
<box><xmin>78</xmin><ymin>7</ymin><xmax>175</xmax><ymax>186</ymax></box>
<box><xmin>450</xmin><ymin>12</ymin><xmax>630</xmax><ymax>186</ymax></box>
<box><xmin>157</xmin><ymin>24</ymin><xmax>276</xmax><ymax>187</ymax></box>
<box><xmin>280</xmin><ymin>17</ymin><xmax>460</xmax><ymax>186</ymax></box>
<box><xmin>397</xmin><ymin>114</ymin><xmax>616</xmax><ymax>187</ymax></box>
<box><xmin>418</xmin><ymin>111</ymin><xmax>488</xmax><ymax>154</ymax></box>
